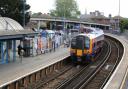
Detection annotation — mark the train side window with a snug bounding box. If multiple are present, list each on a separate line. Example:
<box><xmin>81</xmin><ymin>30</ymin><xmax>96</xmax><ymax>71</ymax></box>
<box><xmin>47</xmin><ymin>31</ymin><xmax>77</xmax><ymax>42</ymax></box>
<box><xmin>85</xmin><ymin>37</ymin><xmax>90</xmax><ymax>49</ymax></box>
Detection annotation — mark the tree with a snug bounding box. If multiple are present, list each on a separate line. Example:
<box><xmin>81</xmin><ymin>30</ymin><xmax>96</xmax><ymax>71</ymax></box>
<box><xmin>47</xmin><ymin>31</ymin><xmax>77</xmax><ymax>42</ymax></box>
<box><xmin>0</xmin><ymin>0</ymin><xmax>30</xmax><ymax>26</ymax></box>
<box><xmin>50</xmin><ymin>0</ymin><xmax>80</xmax><ymax>19</ymax></box>
<box><xmin>31</xmin><ymin>12</ymin><xmax>51</xmax><ymax>18</ymax></box>
<box><xmin>120</xmin><ymin>18</ymin><xmax>128</xmax><ymax>33</ymax></box>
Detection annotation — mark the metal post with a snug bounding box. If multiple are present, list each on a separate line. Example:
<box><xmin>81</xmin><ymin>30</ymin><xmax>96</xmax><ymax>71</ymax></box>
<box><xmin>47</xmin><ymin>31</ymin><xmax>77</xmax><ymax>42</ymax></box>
<box><xmin>55</xmin><ymin>20</ymin><xmax>57</xmax><ymax>30</ymax></box>
<box><xmin>37</xmin><ymin>21</ymin><xmax>40</xmax><ymax>30</ymax></box>
<box><xmin>63</xmin><ymin>0</ymin><xmax>65</xmax><ymax>23</ymax></box>
<box><xmin>50</xmin><ymin>22</ymin><xmax>52</xmax><ymax>30</ymax></box>
<box><xmin>6</xmin><ymin>41</ymin><xmax>8</xmax><ymax>63</ymax></box>
<box><xmin>0</xmin><ymin>41</ymin><xmax>5</xmax><ymax>64</ymax></box>
<box><xmin>63</xmin><ymin>0</ymin><xmax>66</xmax><ymax>34</ymax></box>
<box><xmin>13</xmin><ymin>40</ymin><xmax>16</xmax><ymax>61</ymax></box>
<box><xmin>118</xmin><ymin>0</ymin><xmax>120</xmax><ymax>32</ymax></box>
<box><xmin>22</xmin><ymin>0</ymin><xmax>26</xmax><ymax>28</ymax></box>
<box><xmin>1</xmin><ymin>42</ymin><xmax>4</xmax><ymax>63</ymax></box>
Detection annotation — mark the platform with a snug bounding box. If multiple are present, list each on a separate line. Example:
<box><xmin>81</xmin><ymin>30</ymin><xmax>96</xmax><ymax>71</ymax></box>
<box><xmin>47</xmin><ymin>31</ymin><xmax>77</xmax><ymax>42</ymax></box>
<box><xmin>104</xmin><ymin>33</ymin><xmax>128</xmax><ymax>89</ymax></box>
<box><xmin>0</xmin><ymin>46</ymin><xmax>70</xmax><ymax>87</ymax></box>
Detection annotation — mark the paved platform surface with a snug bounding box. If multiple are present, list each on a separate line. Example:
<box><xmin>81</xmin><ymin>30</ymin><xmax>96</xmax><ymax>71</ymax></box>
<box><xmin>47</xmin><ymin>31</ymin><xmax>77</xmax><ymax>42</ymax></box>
<box><xmin>104</xmin><ymin>33</ymin><xmax>128</xmax><ymax>89</ymax></box>
<box><xmin>0</xmin><ymin>46</ymin><xmax>70</xmax><ymax>87</ymax></box>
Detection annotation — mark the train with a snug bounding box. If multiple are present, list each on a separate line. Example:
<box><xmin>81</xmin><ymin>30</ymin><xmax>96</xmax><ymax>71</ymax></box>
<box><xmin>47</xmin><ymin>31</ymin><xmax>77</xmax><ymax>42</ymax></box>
<box><xmin>70</xmin><ymin>27</ymin><xmax>104</xmax><ymax>64</ymax></box>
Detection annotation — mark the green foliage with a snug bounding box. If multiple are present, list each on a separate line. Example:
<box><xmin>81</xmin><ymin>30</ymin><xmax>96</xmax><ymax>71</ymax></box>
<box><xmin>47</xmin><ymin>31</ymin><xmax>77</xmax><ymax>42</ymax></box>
<box><xmin>31</xmin><ymin>12</ymin><xmax>42</xmax><ymax>17</ymax></box>
<box><xmin>120</xmin><ymin>18</ymin><xmax>128</xmax><ymax>33</ymax></box>
<box><xmin>31</xmin><ymin>12</ymin><xmax>52</xmax><ymax>19</ymax></box>
<box><xmin>0</xmin><ymin>0</ymin><xmax>30</xmax><ymax>26</ymax></box>
<box><xmin>50</xmin><ymin>0</ymin><xmax>81</xmax><ymax>19</ymax></box>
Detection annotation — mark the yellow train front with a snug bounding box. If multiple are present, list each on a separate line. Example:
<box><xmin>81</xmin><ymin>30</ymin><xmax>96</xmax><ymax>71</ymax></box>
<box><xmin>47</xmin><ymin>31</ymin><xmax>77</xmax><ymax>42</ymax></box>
<box><xmin>70</xmin><ymin>28</ymin><xmax>104</xmax><ymax>64</ymax></box>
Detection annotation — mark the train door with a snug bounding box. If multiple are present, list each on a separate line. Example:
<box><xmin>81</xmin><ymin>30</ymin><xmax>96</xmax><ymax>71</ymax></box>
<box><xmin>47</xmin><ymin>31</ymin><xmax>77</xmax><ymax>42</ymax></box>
<box><xmin>84</xmin><ymin>37</ymin><xmax>92</xmax><ymax>62</ymax></box>
<box><xmin>85</xmin><ymin>37</ymin><xmax>90</xmax><ymax>50</ymax></box>
<box><xmin>76</xmin><ymin>36</ymin><xmax>84</xmax><ymax>57</ymax></box>
<box><xmin>90</xmin><ymin>39</ymin><xmax>96</xmax><ymax>61</ymax></box>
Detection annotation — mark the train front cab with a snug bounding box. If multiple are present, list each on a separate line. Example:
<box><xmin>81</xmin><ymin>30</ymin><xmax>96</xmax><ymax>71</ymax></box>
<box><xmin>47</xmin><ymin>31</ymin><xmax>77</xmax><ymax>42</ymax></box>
<box><xmin>70</xmin><ymin>35</ymin><xmax>93</xmax><ymax>64</ymax></box>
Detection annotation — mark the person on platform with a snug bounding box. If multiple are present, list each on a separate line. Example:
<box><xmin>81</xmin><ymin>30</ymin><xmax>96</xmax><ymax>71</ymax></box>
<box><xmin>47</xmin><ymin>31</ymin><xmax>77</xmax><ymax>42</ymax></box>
<box><xmin>17</xmin><ymin>44</ymin><xmax>23</xmax><ymax>57</ymax></box>
<box><xmin>17</xmin><ymin>44</ymin><xmax>24</xmax><ymax>62</ymax></box>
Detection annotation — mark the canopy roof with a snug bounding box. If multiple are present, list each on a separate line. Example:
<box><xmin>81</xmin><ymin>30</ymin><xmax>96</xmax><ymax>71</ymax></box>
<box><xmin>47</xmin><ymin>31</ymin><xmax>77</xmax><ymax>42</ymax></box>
<box><xmin>0</xmin><ymin>17</ymin><xmax>36</xmax><ymax>40</ymax></box>
<box><xmin>0</xmin><ymin>17</ymin><xmax>24</xmax><ymax>31</ymax></box>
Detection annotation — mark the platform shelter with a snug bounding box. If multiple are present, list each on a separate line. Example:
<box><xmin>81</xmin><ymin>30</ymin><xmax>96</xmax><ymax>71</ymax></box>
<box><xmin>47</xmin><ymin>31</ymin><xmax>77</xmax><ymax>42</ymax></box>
<box><xmin>0</xmin><ymin>17</ymin><xmax>36</xmax><ymax>64</ymax></box>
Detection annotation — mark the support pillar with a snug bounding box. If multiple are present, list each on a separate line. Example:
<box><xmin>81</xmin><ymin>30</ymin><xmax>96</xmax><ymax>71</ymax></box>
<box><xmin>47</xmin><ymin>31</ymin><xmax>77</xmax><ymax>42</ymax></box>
<box><xmin>1</xmin><ymin>42</ymin><xmax>4</xmax><ymax>63</ymax></box>
<box><xmin>50</xmin><ymin>22</ymin><xmax>53</xmax><ymax>30</ymax></box>
<box><xmin>37</xmin><ymin>20</ymin><xmax>41</xmax><ymax>30</ymax></box>
<box><xmin>13</xmin><ymin>40</ymin><xmax>16</xmax><ymax>61</ymax></box>
<box><xmin>6</xmin><ymin>41</ymin><xmax>8</xmax><ymax>63</ymax></box>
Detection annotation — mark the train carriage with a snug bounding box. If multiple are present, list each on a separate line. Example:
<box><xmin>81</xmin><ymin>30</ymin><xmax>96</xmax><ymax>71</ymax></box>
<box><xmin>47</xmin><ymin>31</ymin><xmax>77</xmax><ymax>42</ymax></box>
<box><xmin>70</xmin><ymin>27</ymin><xmax>104</xmax><ymax>64</ymax></box>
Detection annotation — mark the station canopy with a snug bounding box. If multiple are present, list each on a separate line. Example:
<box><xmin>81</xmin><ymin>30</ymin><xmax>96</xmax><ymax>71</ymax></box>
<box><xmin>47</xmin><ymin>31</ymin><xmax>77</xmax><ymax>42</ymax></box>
<box><xmin>0</xmin><ymin>17</ymin><xmax>35</xmax><ymax>38</ymax></box>
<box><xmin>0</xmin><ymin>17</ymin><xmax>24</xmax><ymax>30</ymax></box>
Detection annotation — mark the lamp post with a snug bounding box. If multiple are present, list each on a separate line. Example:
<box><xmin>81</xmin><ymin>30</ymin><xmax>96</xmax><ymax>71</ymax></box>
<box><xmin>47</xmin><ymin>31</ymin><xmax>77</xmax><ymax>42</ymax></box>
<box><xmin>63</xmin><ymin>0</ymin><xmax>66</xmax><ymax>33</ymax></box>
<box><xmin>21</xmin><ymin>0</ymin><xmax>26</xmax><ymax>28</ymax></box>
<box><xmin>62</xmin><ymin>0</ymin><xmax>67</xmax><ymax>40</ymax></box>
<box><xmin>118</xmin><ymin>0</ymin><xmax>120</xmax><ymax>32</ymax></box>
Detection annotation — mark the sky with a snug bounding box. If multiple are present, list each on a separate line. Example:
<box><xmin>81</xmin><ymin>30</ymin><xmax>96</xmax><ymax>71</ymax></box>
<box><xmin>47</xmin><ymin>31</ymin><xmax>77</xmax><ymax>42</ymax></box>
<box><xmin>26</xmin><ymin>0</ymin><xmax>128</xmax><ymax>18</ymax></box>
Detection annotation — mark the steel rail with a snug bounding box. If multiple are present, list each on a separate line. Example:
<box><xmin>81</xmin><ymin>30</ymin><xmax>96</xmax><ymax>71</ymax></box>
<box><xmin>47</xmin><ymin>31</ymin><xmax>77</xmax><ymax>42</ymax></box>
<box><xmin>99</xmin><ymin>39</ymin><xmax>120</xmax><ymax>89</ymax></box>
<box><xmin>74</xmin><ymin>40</ymin><xmax>111</xmax><ymax>89</ymax></box>
<box><xmin>29</xmin><ymin>65</ymin><xmax>73</xmax><ymax>89</ymax></box>
<box><xmin>55</xmin><ymin>40</ymin><xmax>109</xmax><ymax>89</ymax></box>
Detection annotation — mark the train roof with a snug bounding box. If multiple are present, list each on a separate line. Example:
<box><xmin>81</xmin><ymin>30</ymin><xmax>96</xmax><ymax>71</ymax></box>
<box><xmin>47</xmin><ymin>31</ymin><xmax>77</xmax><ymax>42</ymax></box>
<box><xmin>78</xmin><ymin>28</ymin><xmax>104</xmax><ymax>39</ymax></box>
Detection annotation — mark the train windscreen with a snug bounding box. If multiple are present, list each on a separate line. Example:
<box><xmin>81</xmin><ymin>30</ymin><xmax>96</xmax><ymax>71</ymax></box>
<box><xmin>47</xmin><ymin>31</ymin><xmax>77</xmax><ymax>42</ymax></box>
<box><xmin>76</xmin><ymin>36</ymin><xmax>84</xmax><ymax>49</ymax></box>
<box><xmin>71</xmin><ymin>37</ymin><xmax>76</xmax><ymax>49</ymax></box>
<box><xmin>71</xmin><ymin>35</ymin><xmax>90</xmax><ymax>50</ymax></box>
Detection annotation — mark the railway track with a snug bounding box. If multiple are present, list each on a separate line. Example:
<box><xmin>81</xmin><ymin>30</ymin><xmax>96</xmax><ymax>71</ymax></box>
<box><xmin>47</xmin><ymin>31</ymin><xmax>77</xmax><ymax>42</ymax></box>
<box><xmin>26</xmin><ymin>65</ymin><xmax>73</xmax><ymax>89</ymax></box>
<box><xmin>30</xmin><ymin>40</ymin><xmax>105</xmax><ymax>89</ymax></box>
<box><xmin>54</xmin><ymin>39</ymin><xmax>110</xmax><ymax>89</ymax></box>
<box><xmin>79</xmin><ymin>38</ymin><xmax>121</xmax><ymax>89</ymax></box>
<box><xmin>53</xmin><ymin>37</ymin><xmax>123</xmax><ymax>89</ymax></box>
